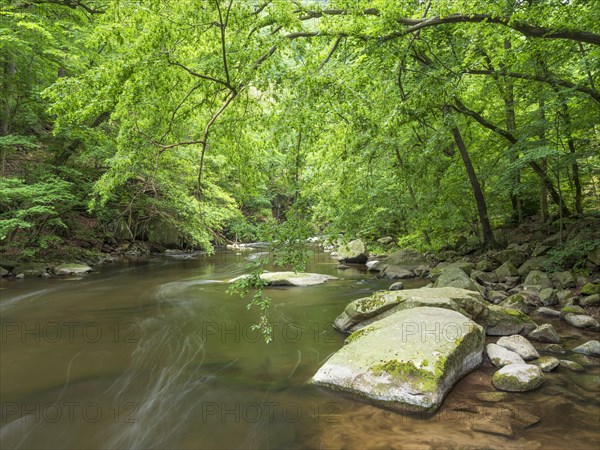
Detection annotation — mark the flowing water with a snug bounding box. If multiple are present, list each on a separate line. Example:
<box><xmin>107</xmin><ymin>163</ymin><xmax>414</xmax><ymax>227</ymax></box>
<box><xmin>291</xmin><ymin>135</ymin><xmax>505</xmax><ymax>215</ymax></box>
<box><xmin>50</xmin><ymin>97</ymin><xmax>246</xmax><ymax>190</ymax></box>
<box><xmin>1</xmin><ymin>249</ymin><xmax>598</xmax><ymax>449</ymax></box>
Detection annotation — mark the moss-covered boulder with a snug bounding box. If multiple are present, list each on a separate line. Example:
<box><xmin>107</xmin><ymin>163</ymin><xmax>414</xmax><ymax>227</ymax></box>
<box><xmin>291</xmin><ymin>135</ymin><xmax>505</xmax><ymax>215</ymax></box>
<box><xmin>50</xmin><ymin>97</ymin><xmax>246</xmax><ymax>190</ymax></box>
<box><xmin>500</xmin><ymin>294</ymin><xmax>529</xmax><ymax>314</ymax></box>
<box><xmin>485</xmin><ymin>305</ymin><xmax>536</xmax><ymax>336</ymax></box>
<box><xmin>527</xmin><ymin>323</ymin><xmax>560</xmax><ymax>343</ymax></box>
<box><xmin>581</xmin><ymin>283</ymin><xmax>600</xmax><ymax>295</ymax></box>
<box><xmin>492</xmin><ymin>250</ymin><xmax>528</xmax><ymax>269</ymax></box>
<box><xmin>495</xmin><ymin>262</ymin><xmax>519</xmax><ymax>281</ymax></box>
<box><xmin>54</xmin><ymin>263</ymin><xmax>92</xmax><ymax>275</ymax></box>
<box><xmin>337</xmin><ymin>239</ymin><xmax>368</xmax><ymax>264</ymax></box>
<box><xmin>492</xmin><ymin>364</ymin><xmax>544</xmax><ymax>392</ymax></box>
<box><xmin>532</xmin><ymin>356</ymin><xmax>560</xmax><ymax>372</ymax></box>
<box><xmin>524</xmin><ymin>270</ymin><xmax>552</xmax><ymax>288</ymax></box>
<box><xmin>229</xmin><ymin>271</ymin><xmax>337</xmax><ymax>287</ymax></box>
<box><xmin>580</xmin><ymin>294</ymin><xmax>600</xmax><ymax>307</ymax></box>
<box><xmin>312</xmin><ymin>307</ymin><xmax>484</xmax><ymax>413</ymax></box>
<box><xmin>333</xmin><ymin>287</ymin><xmax>484</xmax><ymax>332</ymax></box>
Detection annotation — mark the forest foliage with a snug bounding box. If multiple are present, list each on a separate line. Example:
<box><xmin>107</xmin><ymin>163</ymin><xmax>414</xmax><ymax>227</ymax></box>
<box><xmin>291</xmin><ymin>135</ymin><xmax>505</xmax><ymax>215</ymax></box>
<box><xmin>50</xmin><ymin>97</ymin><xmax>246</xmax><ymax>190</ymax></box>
<box><xmin>1</xmin><ymin>0</ymin><xmax>599</xmax><ymax>260</ymax></box>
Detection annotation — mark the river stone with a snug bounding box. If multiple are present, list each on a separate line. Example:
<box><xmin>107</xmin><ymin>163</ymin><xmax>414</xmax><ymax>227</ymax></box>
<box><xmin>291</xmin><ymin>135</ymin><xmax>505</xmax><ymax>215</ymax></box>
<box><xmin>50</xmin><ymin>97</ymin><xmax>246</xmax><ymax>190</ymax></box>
<box><xmin>559</xmin><ymin>360</ymin><xmax>584</xmax><ymax>371</ymax></box>
<box><xmin>524</xmin><ymin>270</ymin><xmax>552</xmax><ymax>288</ymax></box>
<box><xmin>377</xmin><ymin>236</ymin><xmax>394</xmax><ymax>245</ymax></box>
<box><xmin>366</xmin><ymin>260</ymin><xmax>380</xmax><ymax>271</ymax></box>
<box><xmin>495</xmin><ymin>262</ymin><xmax>519</xmax><ymax>281</ymax></box>
<box><xmin>561</xmin><ymin>305</ymin><xmax>586</xmax><ymax>315</ymax></box>
<box><xmin>389</xmin><ymin>282</ymin><xmax>404</xmax><ymax>291</ymax></box>
<box><xmin>572</xmin><ymin>340</ymin><xmax>600</xmax><ymax>357</ymax></box>
<box><xmin>471</xmin><ymin>270</ymin><xmax>498</xmax><ymax>284</ymax></box>
<box><xmin>312</xmin><ymin>307</ymin><xmax>484</xmax><ymax>413</ymax></box>
<box><xmin>533</xmin><ymin>356</ymin><xmax>560</xmax><ymax>372</ymax></box>
<box><xmin>580</xmin><ymin>294</ymin><xmax>600</xmax><ymax>307</ymax></box>
<box><xmin>381</xmin><ymin>249</ymin><xmax>425</xmax><ymax>268</ymax></box>
<box><xmin>539</xmin><ymin>288</ymin><xmax>558</xmax><ymax>306</ymax></box>
<box><xmin>434</xmin><ymin>261</ymin><xmax>475</xmax><ymax>276</ymax></box>
<box><xmin>0</xmin><ymin>267</ymin><xmax>8</xmax><ymax>277</ymax></box>
<box><xmin>497</xmin><ymin>335</ymin><xmax>540</xmax><ymax>360</ymax></box>
<box><xmin>537</xmin><ymin>307</ymin><xmax>561</xmax><ymax>318</ymax></box>
<box><xmin>486</xmin><ymin>343</ymin><xmax>525</xmax><ymax>368</ymax></box>
<box><xmin>588</xmin><ymin>246</ymin><xmax>600</xmax><ymax>266</ymax></box>
<box><xmin>564</xmin><ymin>313</ymin><xmax>600</xmax><ymax>331</ymax></box>
<box><xmin>337</xmin><ymin>239</ymin><xmax>368</xmax><ymax>264</ymax></box>
<box><xmin>500</xmin><ymin>294</ymin><xmax>529</xmax><ymax>314</ymax></box>
<box><xmin>229</xmin><ymin>271</ymin><xmax>337</xmax><ymax>287</ymax></box>
<box><xmin>540</xmin><ymin>344</ymin><xmax>565</xmax><ymax>355</ymax></box>
<box><xmin>14</xmin><ymin>263</ymin><xmax>49</xmax><ymax>277</ymax></box>
<box><xmin>54</xmin><ymin>263</ymin><xmax>92</xmax><ymax>275</ymax></box>
<box><xmin>581</xmin><ymin>283</ymin><xmax>600</xmax><ymax>295</ymax></box>
<box><xmin>433</xmin><ymin>267</ymin><xmax>482</xmax><ymax>293</ymax></box>
<box><xmin>485</xmin><ymin>305</ymin><xmax>536</xmax><ymax>336</ymax></box>
<box><xmin>573</xmin><ymin>374</ymin><xmax>600</xmax><ymax>393</ymax></box>
<box><xmin>492</xmin><ymin>364</ymin><xmax>544</xmax><ymax>392</ymax></box>
<box><xmin>517</xmin><ymin>257</ymin><xmax>548</xmax><ymax>277</ymax></box>
<box><xmin>381</xmin><ymin>265</ymin><xmax>415</xmax><ymax>280</ymax></box>
<box><xmin>528</xmin><ymin>324</ymin><xmax>560</xmax><ymax>343</ymax></box>
<box><xmin>570</xmin><ymin>353</ymin><xmax>600</xmax><ymax>367</ymax></box>
<box><xmin>550</xmin><ymin>271</ymin><xmax>576</xmax><ymax>289</ymax></box>
<box><xmin>487</xmin><ymin>291</ymin><xmax>507</xmax><ymax>304</ymax></box>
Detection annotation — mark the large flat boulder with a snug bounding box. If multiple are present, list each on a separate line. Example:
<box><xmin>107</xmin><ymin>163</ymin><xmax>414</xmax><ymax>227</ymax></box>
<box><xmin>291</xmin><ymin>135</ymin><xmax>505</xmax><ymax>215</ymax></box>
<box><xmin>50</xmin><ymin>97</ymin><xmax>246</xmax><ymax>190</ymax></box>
<box><xmin>333</xmin><ymin>287</ymin><xmax>485</xmax><ymax>332</ymax></box>
<box><xmin>312</xmin><ymin>307</ymin><xmax>484</xmax><ymax>413</ymax></box>
<box><xmin>228</xmin><ymin>271</ymin><xmax>337</xmax><ymax>287</ymax></box>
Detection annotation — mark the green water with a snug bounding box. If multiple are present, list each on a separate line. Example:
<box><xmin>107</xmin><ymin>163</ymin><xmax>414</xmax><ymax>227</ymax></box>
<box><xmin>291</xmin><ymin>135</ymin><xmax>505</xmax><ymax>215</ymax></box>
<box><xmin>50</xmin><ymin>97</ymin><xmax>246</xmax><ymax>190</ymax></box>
<box><xmin>1</xmin><ymin>249</ymin><xmax>598</xmax><ymax>449</ymax></box>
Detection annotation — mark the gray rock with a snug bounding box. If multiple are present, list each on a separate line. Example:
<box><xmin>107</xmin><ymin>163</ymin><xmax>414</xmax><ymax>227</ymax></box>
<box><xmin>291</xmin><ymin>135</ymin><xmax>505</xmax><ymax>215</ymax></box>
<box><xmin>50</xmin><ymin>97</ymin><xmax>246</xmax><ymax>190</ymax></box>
<box><xmin>524</xmin><ymin>270</ymin><xmax>552</xmax><ymax>288</ymax></box>
<box><xmin>559</xmin><ymin>360</ymin><xmax>584</xmax><ymax>371</ymax></box>
<box><xmin>336</xmin><ymin>264</ymin><xmax>350</xmax><ymax>270</ymax></box>
<box><xmin>532</xmin><ymin>243</ymin><xmax>551</xmax><ymax>257</ymax></box>
<box><xmin>580</xmin><ymin>294</ymin><xmax>600</xmax><ymax>307</ymax></box>
<box><xmin>497</xmin><ymin>335</ymin><xmax>540</xmax><ymax>360</ymax></box>
<box><xmin>471</xmin><ymin>270</ymin><xmax>498</xmax><ymax>284</ymax></box>
<box><xmin>528</xmin><ymin>324</ymin><xmax>560</xmax><ymax>343</ymax></box>
<box><xmin>561</xmin><ymin>305</ymin><xmax>586</xmax><ymax>315</ymax></box>
<box><xmin>433</xmin><ymin>267</ymin><xmax>483</xmax><ymax>293</ymax></box>
<box><xmin>0</xmin><ymin>267</ymin><xmax>8</xmax><ymax>277</ymax></box>
<box><xmin>556</xmin><ymin>290</ymin><xmax>573</xmax><ymax>303</ymax></box>
<box><xmin>569</xmin><ymin>354</ymin><xmax>600</xmax><ymax>367</ymax></box>
<box><xmin>389</xmin><ymin>282</ymin><xmax>404</xmax><ymax>291</ymax></box>
<box><xmin>565</xmin><ymin>313</ymin><xmax>600</xmax><ymax>331</ymax></box>
<box><xmin>476</xmin><ymin>259</ymin><xmax>496</xmax><ymax>272</ymax></box>
<box><xmin>518</xmin><ymin>257</ymin><xmax>548</xmax><ymax>277</ymax></box>
<box><xmin>377</xmin><ymin>236</ymin><xmax>394</xmax><ymax>245</ymax></box>
<box><xmin>500</xmin><ymin>294</ymin><xmax>529</xmax><ymax>314</ymax></box>
<box><xmin>413</xmin><ymin>265</ymin><xmax>431</xmax><ymax>277</ymax></box>
<box><xmin>366</xmin><ymin>260</ymin><xmax>380</xmax><ymax>271</ymax></box>
<box><xmin>381</xmin><ymin>249</ymin><xmax>425</xmax><ymax>268</ymax></box>
<box><xmin>229</xmin><ymin>271</ymin><xmax>337</xmax><ymax>287</ymax></box>
<box><xmin>487</xmin><ymin>291</ymin><xmax>507</xmax><ymax>304</ymax></box>
<box><xmin>486</xmin><ymin>343</ymin><xmax>525</xmax><ymax>367</ymax></box>
<box><xmin>493</xmin><ymin>250</ymin><xmax>528</xmax><ymax>269</ymax></box>
<box><xmin>495</xmin><ymin>262</ymin><xmax>520</xmax><ymax>280</ymax></box>
<box><xmin>588</xmin><ymin>245</ymin><xmax>600</xmax><ymax>266</ymax></box>
<box><xmin>550</xmin><ymin>271</ymin><xmax>576</xmax><ymax>289</ymax></box>
<box><xmin>14</xmin><ymin>263</ymin><xmax>49</xmax><ymax>277</ymax></box>
<box><xmin>533</xmin><ymin>356</ymin><xmax>560</xmax><ymax>372</ymax></box>
<box><xmin>536</xmin><ymin>307</ymin><xmax>561</xmax><ymax>318</ymax></box>
<box><xmin>381</xmin><ymin>265</ymin><xmax>415</xmax><ymax>280</ymax></box>
<box><xmin>539</xmin><ymin>288</ymin><xmax>558</xmax><ymax>306</ymax></box>
<box><xmin>485</xmin><ymin>305</ymin><xmax>536</xmax><ymax>336</ymax></box>
<box><xmin>539</xmin><ymin>344</ymin><xmax>565</xmax><ymax>355</ymax></box>
<box><xmin>312</xmin><ymin>307</ymin><xmax>484</xmax><ymax>413</ymax></box>
<box><xmin>492</xmin><ymin>364</ymin><xmax>544</xmax><ymax>392</ymax></box>
<box><xmin>572</xmin><ymin>340</ymin><xmax>600</xmax><ymax>357</ymax></box>
<box><xmin>337</xmin><ymin>239</ymin><xmax>368</xmax><ymax>264</ymax></box>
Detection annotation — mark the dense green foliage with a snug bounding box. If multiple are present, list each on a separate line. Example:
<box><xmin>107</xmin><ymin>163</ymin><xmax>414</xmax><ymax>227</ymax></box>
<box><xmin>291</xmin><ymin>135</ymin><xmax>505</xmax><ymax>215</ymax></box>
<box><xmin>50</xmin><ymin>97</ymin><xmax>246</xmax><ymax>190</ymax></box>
<box><xmin>1</xmin><ymin>0</ymin><xmax>599</xmax><ymax>260</ymax></box>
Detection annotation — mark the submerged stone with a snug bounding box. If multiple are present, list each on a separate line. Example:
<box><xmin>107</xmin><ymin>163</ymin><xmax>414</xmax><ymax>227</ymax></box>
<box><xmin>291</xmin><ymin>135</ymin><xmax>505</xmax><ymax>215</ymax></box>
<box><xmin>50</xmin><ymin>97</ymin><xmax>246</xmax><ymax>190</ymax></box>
<box><xmin>312</xmin><ymin>307</ymin><xmax>484</xmax><ymax>413</ymax></box>
<box><xmin>533</xmin><ymin>356</ymin><xmax>560</xmax><ymax>372</ymax></box>
<box><xmin>528</xmin><ymin>324</ymin><xmax>560</xmax><ymax>343</ymax></box>
<box><xmin>572</xmin><ymin>340</ymin><xmax>600</xmax><ymax>357</ymax></box>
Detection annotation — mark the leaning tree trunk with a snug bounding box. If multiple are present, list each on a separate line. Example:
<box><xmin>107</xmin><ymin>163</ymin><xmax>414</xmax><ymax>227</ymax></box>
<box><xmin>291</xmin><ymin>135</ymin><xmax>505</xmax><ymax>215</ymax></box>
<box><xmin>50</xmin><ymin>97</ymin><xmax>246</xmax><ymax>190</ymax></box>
<box><xmin>451</xmin><ymin>126</ymin><xmax>496</xmax><ymax>248</ymax></box>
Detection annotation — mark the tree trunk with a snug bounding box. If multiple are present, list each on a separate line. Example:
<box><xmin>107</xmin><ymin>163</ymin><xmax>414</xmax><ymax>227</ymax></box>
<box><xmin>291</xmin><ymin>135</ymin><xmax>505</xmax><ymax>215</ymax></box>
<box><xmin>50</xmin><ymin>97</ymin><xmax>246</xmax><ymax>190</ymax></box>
<box><xmin>451</xmin><ymin>126</ymin><xmax>496</xmax><ymax>248</ymax></box>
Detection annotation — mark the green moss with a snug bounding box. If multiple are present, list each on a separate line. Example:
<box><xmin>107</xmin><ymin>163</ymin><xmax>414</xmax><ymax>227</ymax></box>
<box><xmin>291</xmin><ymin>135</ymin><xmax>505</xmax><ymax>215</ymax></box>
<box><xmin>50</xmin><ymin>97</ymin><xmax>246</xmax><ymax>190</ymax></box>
<box><xmin>344</xmin><ymin>326</ymin><xmax>375</xmax><ymax>344</ymax></box>
<box><xmin>354</xmin><ymin>291</ymin><xmax>394</xmax><ymax>313</ymax></box>
<box><xmin>581</xmin><ymin>283</ymin><xmax>600</xmax><ymax>295</ymax></box>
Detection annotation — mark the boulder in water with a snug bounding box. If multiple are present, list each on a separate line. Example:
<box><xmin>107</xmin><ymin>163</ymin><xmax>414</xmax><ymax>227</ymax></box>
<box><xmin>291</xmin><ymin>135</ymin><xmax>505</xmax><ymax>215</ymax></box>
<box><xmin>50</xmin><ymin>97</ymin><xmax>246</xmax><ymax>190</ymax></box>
<box><xmin>229</xmin><ymin>271</ymin><xmax>337</xmax><ymax>287</ymax></box>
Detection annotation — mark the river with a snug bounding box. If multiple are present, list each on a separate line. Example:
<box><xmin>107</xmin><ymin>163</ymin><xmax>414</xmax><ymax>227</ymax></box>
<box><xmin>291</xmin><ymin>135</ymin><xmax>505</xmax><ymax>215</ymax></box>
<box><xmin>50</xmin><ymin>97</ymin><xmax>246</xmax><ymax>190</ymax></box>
<box><xmin>1</xmin><ymin>248</ymin><xmax>598</xmax><ymax>449</ymax></box>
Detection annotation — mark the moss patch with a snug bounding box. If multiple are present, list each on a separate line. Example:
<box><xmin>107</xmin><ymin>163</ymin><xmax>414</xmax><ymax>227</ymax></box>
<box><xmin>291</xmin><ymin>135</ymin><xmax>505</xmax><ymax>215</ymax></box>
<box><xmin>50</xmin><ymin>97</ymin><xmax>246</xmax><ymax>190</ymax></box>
<box><xmin>345</xmin><ymin>326</ymin><xmax>375</xmax><ymax>344</ymax></box>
